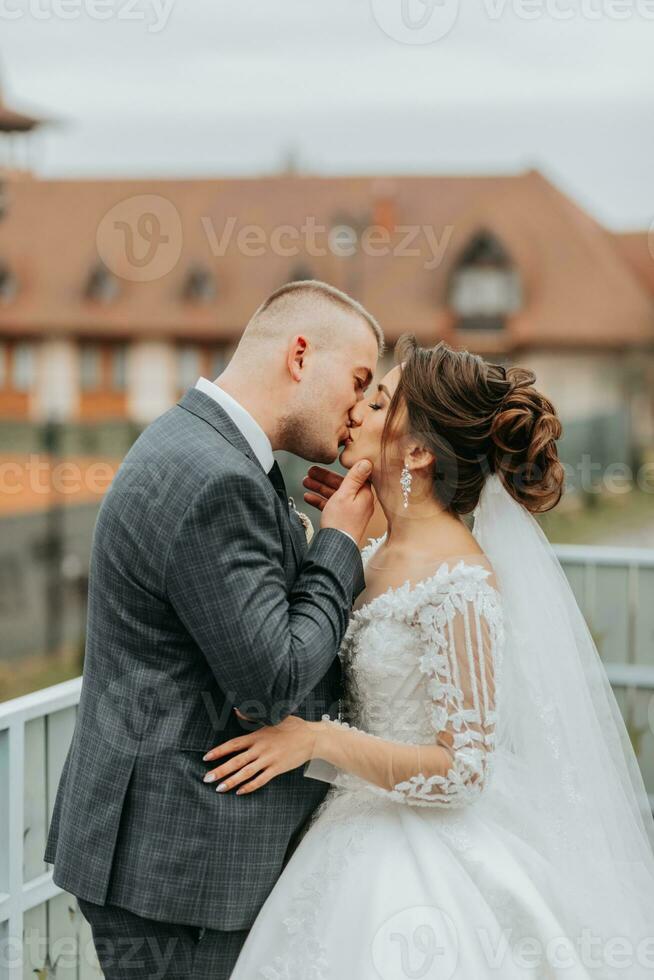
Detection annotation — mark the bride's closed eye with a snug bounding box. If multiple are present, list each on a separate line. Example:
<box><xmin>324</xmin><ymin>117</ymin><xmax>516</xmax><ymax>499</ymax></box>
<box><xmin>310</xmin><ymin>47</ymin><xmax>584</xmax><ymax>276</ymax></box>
<box><xmin>369</xmin><ymin>402</ymin><xmax>383</xmax><ymax>411</ymax></box>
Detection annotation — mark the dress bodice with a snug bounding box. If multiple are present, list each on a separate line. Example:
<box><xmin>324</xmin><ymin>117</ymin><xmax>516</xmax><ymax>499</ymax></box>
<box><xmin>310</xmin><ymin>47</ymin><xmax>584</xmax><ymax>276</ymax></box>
<box><xmin>305</xmin><ymin>534</ymin><xmax>507</xmax><ymax>809</ymax></box>
<box><xmin>340</xmin><ymin>537</ymin><xmax>504</xmax><ymax>743</ymax></box>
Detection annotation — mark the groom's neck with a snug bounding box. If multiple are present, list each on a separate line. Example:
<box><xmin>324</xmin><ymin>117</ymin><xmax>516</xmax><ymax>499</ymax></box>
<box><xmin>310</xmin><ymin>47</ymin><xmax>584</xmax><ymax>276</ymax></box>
<box><xmin>213</xmin><ymin>371</ymin><xmax>281</xmax><ymax>449</ymax></box>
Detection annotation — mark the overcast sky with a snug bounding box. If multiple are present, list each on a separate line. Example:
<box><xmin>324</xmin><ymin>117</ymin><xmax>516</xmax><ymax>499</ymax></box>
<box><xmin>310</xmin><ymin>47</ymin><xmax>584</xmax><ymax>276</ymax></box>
<box><xmin>2</xmin><ymin>0</ymin><xmax>653</xmax><ymax>229</ymax></box>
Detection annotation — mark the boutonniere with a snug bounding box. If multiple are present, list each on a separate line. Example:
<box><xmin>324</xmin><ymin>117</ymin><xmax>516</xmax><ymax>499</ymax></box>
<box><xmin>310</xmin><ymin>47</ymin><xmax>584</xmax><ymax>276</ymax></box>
<box><xmin>288</xmin><ymin>497</ymin><xmax>315</xmax><ymax>544</ymax></box>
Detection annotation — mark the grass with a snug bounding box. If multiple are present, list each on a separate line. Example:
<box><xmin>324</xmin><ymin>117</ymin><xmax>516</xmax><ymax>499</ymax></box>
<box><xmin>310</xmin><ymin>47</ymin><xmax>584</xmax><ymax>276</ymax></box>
<box><xmin>539</xmin><ymin>488</ymin><xmax>654</xmax><ymax>545</ymax></box>
<box><xmin>0</xmin><ymin>646</ymin><xmax>83</xmax><ymax>704</ymax></box>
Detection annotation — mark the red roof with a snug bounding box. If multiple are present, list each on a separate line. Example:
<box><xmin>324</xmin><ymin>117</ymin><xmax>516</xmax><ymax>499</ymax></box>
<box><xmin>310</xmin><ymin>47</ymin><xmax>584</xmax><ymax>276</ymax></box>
<box><xmin>612</xmin><ymin>232</ymin><xmax>654</xmax><ymax>299</ymax></box>
<box><xmin>0</xmin><ymin>170</ymin><xmax>651</xmax><ymax>352</ymax></box>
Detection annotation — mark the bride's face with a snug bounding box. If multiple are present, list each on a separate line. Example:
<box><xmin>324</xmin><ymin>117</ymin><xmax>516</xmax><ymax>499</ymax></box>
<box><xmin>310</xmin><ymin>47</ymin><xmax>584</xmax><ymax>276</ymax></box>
<box><xmin>339</xmin><ymin>365</ymin><xmax>405</xmax><ymax>474</ymax></box>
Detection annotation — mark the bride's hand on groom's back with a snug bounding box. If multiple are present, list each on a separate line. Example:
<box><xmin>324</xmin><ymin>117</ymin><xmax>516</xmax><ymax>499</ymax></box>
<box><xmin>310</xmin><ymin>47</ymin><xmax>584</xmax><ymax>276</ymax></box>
<box><xmin>304</xmin><ymin>460</ymin><xmax>374</xmax><ymax>545</ymax></box>
<box><xmin>201</xmin><ymin>714</ymin><xmax>319</xmax><ymax>796</ymax></box>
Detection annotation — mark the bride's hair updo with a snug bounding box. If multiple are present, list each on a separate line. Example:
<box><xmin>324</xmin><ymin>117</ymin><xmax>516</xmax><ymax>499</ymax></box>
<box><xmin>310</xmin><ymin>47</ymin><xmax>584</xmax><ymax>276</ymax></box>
<box><xmin>383</xmin><ymin>335</ymin><xmax>565</xmax><ymax>515</ymax></box>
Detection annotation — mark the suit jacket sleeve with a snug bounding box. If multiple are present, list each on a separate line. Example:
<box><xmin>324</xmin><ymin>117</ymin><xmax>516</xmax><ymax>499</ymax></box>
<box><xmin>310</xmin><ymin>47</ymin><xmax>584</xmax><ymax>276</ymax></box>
<box><xmin>165</xmin><ymin>468</ymin><xmax>365</xmax><ymax>726</ymax></box>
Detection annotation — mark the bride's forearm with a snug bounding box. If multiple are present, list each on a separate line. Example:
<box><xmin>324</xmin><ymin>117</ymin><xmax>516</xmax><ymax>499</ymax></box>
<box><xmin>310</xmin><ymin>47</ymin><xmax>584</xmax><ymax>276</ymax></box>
<box><xmin>307</xmin><ymin>719</ymin><xmax>453</xmax><ymax>792</ymax></box>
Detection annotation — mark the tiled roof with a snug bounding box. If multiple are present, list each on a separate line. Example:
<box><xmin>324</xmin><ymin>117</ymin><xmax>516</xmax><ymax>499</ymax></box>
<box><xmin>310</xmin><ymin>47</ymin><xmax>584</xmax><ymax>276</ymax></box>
<box><xmin>0</xmin><ymin>170</ymin><xmax>651</xmax><ymax>352</ymax></box>
<box><xmin>612</xmin><ymin>232</ymin><xmax>654</xmax><ymax>298</ymax></box>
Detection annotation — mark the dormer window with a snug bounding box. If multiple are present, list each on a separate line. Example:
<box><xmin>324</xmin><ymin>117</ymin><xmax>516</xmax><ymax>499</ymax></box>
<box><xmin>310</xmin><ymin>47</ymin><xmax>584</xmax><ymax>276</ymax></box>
<box><xmin>183</xmin><ymin>264</ymin><xmax>216</xmax><ymax>303</ymax></box>
<box><xmin>449</xmin><ymin>231</ymin><xmax>521</xmax><ymax>331</ymax></box>
<box><xmin>86</xmin><ymin>263</ymin><xmax>120</xmax><ymax>303</ymax></box>
<box><xmin>290</xmin><ymin>263</ymin><xmax>313</xmax><ymax>282</ymax></box>
<box><xmin>0</xmin><ymin>263</ymin><xmax>17</xmax><ymax>304</ymax></box>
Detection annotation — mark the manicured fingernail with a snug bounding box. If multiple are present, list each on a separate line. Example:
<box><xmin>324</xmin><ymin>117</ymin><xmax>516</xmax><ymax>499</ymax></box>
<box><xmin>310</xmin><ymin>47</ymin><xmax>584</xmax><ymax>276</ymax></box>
<box><xmin>203</xmin><ymin>773</ymin><xmax>216</xmax><ymax>783</ymax></box>
<box><xmin>216</xmin><ymin>783</ymin><xmax>228</xmax><ymax>793</ymax></box>
<box><xmin>202</xmin><ymin>753</ymin><xmax>211</xmax><ymax>761</ymax></box>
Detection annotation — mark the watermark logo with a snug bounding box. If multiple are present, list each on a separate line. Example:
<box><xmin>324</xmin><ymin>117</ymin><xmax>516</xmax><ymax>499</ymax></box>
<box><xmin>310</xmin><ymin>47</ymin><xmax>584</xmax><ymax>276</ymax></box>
<box><xmin>96</xmin><ymin>194</ymin><xmax>183</xmax><ymax>283</ymax></box>
<box><xmin>371</xmin><ymin>0</ymin><xmax>654</xmax><ymax>42</ymax></box>
<box><xmin>0</xmin><ymin>0</ymin><xmax>176</xmax><ymax>33</ymax></box>
<box><xmin>372</xmin><ymin>906</ymin><xmax>459</xmax><ymax>978</ymax></box>
<box><xmin>371</xmin><ymin>0</ymin><xmax>460</xmax><ymax>43</ymax></box>
<box><xmin>95</xmin><ymin>670</ymin><xmax>184</xmax><ymax>755</ymax></box>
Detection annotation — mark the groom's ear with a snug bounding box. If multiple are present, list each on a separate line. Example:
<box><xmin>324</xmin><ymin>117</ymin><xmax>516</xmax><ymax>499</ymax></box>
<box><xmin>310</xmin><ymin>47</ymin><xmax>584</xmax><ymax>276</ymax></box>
<box><xmin>287</xmin><ymin>335</ymin><xmax>308</xmax><ymax>382</ymax></box>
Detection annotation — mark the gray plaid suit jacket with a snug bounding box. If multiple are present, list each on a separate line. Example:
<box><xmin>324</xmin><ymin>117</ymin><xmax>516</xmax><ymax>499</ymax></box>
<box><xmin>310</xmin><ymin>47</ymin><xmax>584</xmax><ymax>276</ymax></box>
<box><xmin>44</xmin><ymin>387</ymin><xmax>365</xmax><ymax>931</ymax></box>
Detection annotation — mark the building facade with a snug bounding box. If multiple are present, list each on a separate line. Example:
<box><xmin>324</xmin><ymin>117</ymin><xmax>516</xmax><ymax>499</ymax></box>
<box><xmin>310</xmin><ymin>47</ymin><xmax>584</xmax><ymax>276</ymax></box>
<box><xmin>0</xmin><ymin>169</ymin><xmax>652</xmax><ymax>466</ymax></box>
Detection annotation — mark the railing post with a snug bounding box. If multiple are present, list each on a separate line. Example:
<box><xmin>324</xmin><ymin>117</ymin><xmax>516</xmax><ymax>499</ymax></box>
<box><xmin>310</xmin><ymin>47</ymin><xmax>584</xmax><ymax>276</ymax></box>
<box><xmin>6</xmin><ymin>721</ymin><xmax>24</xmax><ymax>980</ymax></box>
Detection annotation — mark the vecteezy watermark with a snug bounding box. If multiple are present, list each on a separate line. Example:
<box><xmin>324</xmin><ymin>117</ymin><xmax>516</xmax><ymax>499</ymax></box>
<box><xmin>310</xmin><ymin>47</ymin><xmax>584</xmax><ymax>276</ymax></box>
<box><xmin>96</xmin><ymin>194</ymin><xmax>183</xmax><ymax>282</ymax></box>
<box><xmin>0</xmin><ymin>0</ymin><xmax>175</xmax><ymax>32</ymax></box>
<box><xmin>476</xmin><ymin>926</ymin><xmax>654</xmax><ymax>972</ymax></box>
<box><xmin>3</xmin><ymin>451</ymin><xmax>653</xmax><ymax>503</ymax></box>
<box><xmin>488</xmin><ymin>0</ymin><xmax>654</xmax><ymax>22</ymax></box>
<box><xmin>371</xmin><ymin>0</ymin><xmax>654</xmax><ymax>44</ymax></box>
<box><xmin>201</xmin><ymin>215</ymin><xmax>454</xmax><ymax>271</ymax></box>
<box><xmin>0</xmin><ymin>455</ymin><xmax>116</xmax><ymax>497</ymax></box>
<box><xmin>370</xmin><ymin>0</ymin><xmax>461</xmax><ymax>44</ymax></box>
<box><xmin>372</xmin><ymin>906</ymin><xmax>459</xmax><ymax>979</ymax></box>
<box><xmin>14</xmin><ymin>927</ymin><xmax>176</xmax><ymax>979</ymax></box>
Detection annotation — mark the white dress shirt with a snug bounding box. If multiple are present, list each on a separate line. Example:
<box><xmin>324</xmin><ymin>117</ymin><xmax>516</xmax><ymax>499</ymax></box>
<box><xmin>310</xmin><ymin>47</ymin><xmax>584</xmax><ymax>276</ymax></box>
<box><xmin>194</xmin><ymin>376</ymin><xmax>357</xmax><ymax>549</ymax></box>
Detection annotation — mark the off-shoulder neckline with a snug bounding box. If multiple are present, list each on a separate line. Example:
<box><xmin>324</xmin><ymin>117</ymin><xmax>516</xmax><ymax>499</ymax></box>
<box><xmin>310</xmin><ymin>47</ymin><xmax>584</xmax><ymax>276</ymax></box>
<box><xmin>353</xmin><ymin>534</ymin><xmax>498</xmax><ymax>621</ymax></box>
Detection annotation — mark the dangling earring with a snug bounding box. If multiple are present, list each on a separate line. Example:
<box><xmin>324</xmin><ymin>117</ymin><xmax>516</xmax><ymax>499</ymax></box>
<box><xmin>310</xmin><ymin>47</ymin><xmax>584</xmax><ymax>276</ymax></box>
<box><xmin>400</xmin><ymin>463</ymin><xmax>412</xmax><ymax>509</ymax></box>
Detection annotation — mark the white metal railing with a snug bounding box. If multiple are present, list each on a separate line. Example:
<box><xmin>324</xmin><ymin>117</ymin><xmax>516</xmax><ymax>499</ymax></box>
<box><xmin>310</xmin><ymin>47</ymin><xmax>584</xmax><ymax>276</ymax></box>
<box><xmin>557</xmin><ymin>544</ymin><xmax>654</xmax><ymax>810</ymax></box>
<box><xmin>0</xmin><ymin>544</ymin><xmax>653</xmax><ymax>975</ymax></box>
<box><xmin>554</xmin><ymin>543</ymin><xmax>654</xmax><ymax>667</ymax></box>
<box><xmin>0</xmin><ymin>678</ymin><xmax>93</xmax><ymax>979</ymax></box>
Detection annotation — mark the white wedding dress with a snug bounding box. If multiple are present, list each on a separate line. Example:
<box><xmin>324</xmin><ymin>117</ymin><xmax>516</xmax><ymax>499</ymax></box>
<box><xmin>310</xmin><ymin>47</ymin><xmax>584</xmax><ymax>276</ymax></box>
<box><xmin>229</xmin><ymin>534</ymin><xmax>614</xmax><ymax>980</ymax></box>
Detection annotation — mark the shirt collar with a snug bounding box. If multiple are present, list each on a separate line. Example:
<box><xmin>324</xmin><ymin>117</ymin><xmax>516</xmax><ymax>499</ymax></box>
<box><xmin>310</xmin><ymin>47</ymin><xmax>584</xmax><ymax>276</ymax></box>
<box><xmin>194</xmin><ymin>377</ymin><xmax>274</xmax><ymax>473</ymax></box>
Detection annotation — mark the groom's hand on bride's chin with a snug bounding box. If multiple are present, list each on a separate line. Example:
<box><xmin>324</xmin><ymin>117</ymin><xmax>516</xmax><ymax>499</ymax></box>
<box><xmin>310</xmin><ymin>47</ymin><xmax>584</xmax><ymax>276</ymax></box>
<box><xmin>322</xmin><ymin>459</ymin><xmax>373</xmax><ymax>528</ymax></box>
<box><xmin>311</xmin><ymin>460</ymin><xmax>374</xmax><ymax>545</ymax></box>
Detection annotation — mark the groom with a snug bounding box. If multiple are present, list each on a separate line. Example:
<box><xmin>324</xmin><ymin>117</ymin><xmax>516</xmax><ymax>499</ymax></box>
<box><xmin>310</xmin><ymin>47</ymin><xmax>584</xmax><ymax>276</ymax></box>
<box><xmin>44</xmin><ymin>280</ymin><xmax>383</xmax><ymax>978</ymax></box>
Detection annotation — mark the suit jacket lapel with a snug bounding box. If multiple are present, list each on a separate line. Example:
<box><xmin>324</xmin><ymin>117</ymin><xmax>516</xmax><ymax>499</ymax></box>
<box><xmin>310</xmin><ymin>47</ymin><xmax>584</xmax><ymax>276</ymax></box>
<box><xmin>178</xmin><ymin>388</ymin><xmax>305</xmax><ymax>566</ymax></box>
<box><xmin>178</xmin><ymin>388</ymin><xmax>261</xmax><ymax>468</ymax></box>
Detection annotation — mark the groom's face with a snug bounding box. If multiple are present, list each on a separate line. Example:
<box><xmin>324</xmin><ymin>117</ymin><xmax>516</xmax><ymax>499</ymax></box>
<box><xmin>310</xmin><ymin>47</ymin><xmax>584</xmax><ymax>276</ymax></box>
<box><xmin>287</xmin><ymin>318</ymin><xmax>378</xmax><ymax>463</ymax></box>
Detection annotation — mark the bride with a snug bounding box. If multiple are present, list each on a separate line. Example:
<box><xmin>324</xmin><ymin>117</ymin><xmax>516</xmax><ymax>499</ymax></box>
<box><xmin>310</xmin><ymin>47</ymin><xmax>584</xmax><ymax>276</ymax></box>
<box><xmin>204</xmin><ymin>336</ymin><xmax>654</xmax><ymax>978</ymax></box>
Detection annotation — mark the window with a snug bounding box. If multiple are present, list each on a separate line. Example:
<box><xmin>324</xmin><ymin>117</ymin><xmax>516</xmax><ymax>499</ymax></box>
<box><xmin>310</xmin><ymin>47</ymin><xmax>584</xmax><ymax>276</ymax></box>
<box><xmin>111</xmin><ymin>345</ymin><xmax>128</xmax><ymax>392</ymax></box>
<box><xmin>80</xmin><ymin>345</ymin><xmax>102</xmax><ymax>392</ymax></box>
<box><xmin>290</xmin><ymin>263</ymin><xmax>313</xmax><ymax>282</ymax></box>
<box><xmin>449</xmin><ymin>231</ymin><xmax>522</xmax><ymax>331</ymax></box>
<box><xmin>177</xmin><ymin>346</ymin><xmax>201</xmax><ymax>390</ymax></box>
<box><xmin>0</xmin><ymin>264</ymin><xmax>17</xmax><ymax>304</ymax></box>
<box><xmin>85</xmin><ymin>263</ymin><xmax>119</xmax><ymax>303</ymax></box>
<box><xmin>12</xmin><ymin>342</ymin><xmax>34</xmax><ymax>392</ymax></box>
<box><xmin>183</xmin><ymin>264</ymin><xmax>216</xmax><ymax>303</ymax></box>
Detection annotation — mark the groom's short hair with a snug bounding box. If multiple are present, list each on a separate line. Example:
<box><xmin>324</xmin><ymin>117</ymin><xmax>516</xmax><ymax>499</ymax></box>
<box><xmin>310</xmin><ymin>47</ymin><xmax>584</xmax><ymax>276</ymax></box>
<box><xmin>248</xmin><ymin>280</ymin><xmax>385</xmax><ymax>353</ymax></box>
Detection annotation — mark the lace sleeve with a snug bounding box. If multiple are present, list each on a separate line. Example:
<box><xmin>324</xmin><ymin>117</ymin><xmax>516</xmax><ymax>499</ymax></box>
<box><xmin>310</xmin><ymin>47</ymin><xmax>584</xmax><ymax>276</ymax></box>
<box><xmin>304</xmin><ymin>591</ymin><xmax>501</xmax><ymax>808</ymax></box>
